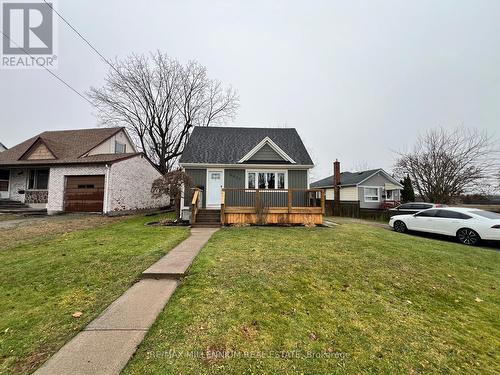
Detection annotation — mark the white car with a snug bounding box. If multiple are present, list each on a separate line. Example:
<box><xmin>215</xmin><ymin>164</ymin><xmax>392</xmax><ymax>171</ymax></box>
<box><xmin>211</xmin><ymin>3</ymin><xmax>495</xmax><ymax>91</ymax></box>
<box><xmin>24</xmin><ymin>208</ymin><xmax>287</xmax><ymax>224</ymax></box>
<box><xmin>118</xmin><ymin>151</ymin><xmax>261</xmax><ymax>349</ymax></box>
<box><xmin>389</xmin><ymin>207</ymin><xmax>500</xmax><ymax>245</ymax></box>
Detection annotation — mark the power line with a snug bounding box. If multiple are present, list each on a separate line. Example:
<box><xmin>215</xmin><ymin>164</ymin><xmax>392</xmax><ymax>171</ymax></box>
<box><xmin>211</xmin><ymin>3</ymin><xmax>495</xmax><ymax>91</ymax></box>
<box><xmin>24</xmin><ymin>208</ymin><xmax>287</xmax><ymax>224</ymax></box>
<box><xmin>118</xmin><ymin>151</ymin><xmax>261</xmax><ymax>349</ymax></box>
<box><xmin>42</xmin><ymin>0</ymin><xmax>120</xmax><ymax>75</ymax></box>
<box><xmin>0</xmin><ymin>29</ymin><xmax>94</xmax><ymax>106</ymax></box>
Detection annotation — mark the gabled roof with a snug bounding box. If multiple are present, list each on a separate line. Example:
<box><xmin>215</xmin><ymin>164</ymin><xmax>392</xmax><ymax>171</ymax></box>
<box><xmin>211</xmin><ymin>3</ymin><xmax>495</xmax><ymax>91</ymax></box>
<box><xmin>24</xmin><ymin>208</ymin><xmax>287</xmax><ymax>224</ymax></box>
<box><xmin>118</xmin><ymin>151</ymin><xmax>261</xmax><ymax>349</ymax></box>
<box><xmin>179</xmin><ymin>126</ymin><xmax>314</xmax><ymax>166</ymax></box>
<box><xmin>0</xmin><ymin>142</ymin><xmax>7</xmax><ymax>151</ymax></box>
<box><xmin>311</xmin><ymin>168</ymin><xmax>403</xmax><ymax>188</ymax></box>
<box><xmin>0</xmin><ymin>127</ymin><xmax>140</xmax><ymax>166</ymax></box>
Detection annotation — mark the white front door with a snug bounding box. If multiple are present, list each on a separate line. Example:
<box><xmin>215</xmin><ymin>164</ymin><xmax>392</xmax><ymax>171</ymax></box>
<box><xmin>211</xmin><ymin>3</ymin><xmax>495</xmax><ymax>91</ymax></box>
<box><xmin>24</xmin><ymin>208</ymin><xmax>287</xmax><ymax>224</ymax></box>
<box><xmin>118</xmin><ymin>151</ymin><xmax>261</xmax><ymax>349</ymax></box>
<box><xmin>0</xmin><ymin>169</ymin><xmax>10</xmax><ymax>199</ymax></box>
<box><xmin>206</xmin><ymin>169</ymin><xmax>224</xmax><ymax>208</ymax></box>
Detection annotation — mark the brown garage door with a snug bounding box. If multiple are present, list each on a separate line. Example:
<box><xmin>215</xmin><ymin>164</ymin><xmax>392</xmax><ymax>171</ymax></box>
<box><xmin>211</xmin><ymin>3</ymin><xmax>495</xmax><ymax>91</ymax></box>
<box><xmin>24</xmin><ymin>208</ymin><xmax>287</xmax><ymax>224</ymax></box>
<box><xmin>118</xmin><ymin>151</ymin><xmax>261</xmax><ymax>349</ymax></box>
<box><xmin>64</xmin><ymin>176</ymin><xmax>105</xmax><ymax>212</ymax></box>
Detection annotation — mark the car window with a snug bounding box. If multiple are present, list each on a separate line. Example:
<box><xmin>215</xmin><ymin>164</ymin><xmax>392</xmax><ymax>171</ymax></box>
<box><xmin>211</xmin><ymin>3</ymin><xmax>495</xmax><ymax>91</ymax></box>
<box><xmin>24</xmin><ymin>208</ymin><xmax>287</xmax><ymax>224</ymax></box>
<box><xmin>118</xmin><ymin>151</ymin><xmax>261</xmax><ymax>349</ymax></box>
<box><xmin>435</xmin><ymin>210</ymin><xmax>471</xmax><ymax>219</ymax></box>
<box><xmin>398</xmin><ymin>203</ymin><xmax>411</xmax><ymax>209</ymax></box>
<box><xmin>405</xmin><ymin>203</ymin><xmax>420</xmax><ymax>209</ymax></box>
<box><xmin>420</xmin><ymin>203</ymin><xmax>433</xmax><ymax>209</ymax></box>
<box><xmin>470</xmin><ymin>210</ymin><xmax>500</xmax><ymax>219</ymax></box>
<box><xmin>415</xmin><ymin>209</ymin><xmax>438</xmax><ymax>217</ymax></box>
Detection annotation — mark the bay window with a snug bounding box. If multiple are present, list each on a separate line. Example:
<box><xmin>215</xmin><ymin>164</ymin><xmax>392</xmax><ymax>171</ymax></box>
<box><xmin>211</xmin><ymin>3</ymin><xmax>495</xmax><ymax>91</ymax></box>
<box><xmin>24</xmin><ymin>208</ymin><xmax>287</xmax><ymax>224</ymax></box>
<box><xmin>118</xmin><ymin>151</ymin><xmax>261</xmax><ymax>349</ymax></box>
<box><xmin>247</xmin><ymin>171</ymin><xmax>286</xmax><ymax>189</ymax></box>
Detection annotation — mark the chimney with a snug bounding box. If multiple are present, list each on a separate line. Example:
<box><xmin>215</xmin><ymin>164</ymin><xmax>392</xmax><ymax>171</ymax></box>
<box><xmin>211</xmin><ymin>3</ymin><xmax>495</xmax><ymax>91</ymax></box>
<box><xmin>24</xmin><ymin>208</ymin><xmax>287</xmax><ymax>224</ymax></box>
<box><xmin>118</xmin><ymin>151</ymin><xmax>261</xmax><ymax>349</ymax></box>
<box><xmin>333</xmin><ymin>159</ymin><xmax>340</xmax><ymax>187</ymax></box>
<box><xmin>333</xmin><ymin>159</ymin><xmax>341</xmax><ymax>215</ymax></box>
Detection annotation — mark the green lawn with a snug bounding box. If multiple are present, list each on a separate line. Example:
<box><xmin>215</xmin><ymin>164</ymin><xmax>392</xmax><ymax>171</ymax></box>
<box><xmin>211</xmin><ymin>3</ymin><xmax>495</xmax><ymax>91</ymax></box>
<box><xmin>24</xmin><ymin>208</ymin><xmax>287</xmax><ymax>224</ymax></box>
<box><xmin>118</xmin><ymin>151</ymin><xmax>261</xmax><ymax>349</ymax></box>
<box><xmin>0</xmin><ymin>214</ymin><xmax>18</xmax><ymax>222</ymax></box>
<box><xmin>124</xmin><ymin>224</ymin><xmax>500</xmax><ymax>374</ymax></box>
<box><xmin>0</xmin><ymin>214</ymin><xmax>189</xmax><ymax>375</ymax></box>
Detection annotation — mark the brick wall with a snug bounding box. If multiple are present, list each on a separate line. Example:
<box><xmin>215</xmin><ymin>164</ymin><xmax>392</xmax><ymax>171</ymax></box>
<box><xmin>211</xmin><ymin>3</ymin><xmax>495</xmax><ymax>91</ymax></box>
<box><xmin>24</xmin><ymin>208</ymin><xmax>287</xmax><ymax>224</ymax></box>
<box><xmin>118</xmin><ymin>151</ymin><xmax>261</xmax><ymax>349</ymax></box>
<box><xmin>108</xmin><ymin>155</ymin><xmax>169</xmax><ymax>212</ymax></box>
<box><xmin>9</xmin><ymin>168</ymin><xmax>27</xmax><ymax>202</ymax></box>
<box><xmin>47</xmin><ymin>165</ymin><xmax>108</xmax><ymax>214</ymax></box>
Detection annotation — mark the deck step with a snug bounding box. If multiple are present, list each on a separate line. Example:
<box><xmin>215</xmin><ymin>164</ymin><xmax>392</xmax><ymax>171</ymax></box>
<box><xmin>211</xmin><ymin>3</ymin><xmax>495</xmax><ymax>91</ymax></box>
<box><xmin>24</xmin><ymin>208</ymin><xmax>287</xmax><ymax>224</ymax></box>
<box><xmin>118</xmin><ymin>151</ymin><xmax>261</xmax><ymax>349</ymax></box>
<box><xmin>193</xmin><ymin>209</ymin><xmax>221</xmax><ymax>227</ymax></box>
<box><xmin>0</xmin><ymin>199</ymin><xmax>30</xmax><ymax>210</ymax></box>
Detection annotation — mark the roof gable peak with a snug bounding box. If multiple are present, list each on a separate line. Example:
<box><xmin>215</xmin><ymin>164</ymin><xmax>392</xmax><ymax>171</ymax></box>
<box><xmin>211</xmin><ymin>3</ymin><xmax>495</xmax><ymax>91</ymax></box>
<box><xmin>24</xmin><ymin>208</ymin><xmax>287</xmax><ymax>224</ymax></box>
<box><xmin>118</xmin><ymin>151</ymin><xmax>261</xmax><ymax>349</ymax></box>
<box><xmin>19</xmin><ymin>138</ymin><xmax>57</xmax><ymax>161</ymax></box>
<box><xmin>238</xmin><ymin>136</ymin><xmax>296</xmax><ymax>164</ymax></box>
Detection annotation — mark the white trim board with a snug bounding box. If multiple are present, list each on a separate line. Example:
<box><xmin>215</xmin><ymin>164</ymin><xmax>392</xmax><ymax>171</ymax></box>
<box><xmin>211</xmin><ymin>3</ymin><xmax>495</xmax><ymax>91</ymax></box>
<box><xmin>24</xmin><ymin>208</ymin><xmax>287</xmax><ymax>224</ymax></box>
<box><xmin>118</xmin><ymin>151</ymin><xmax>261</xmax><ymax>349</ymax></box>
<box><xmin>363</xmin><ymin>186</ymin><xmax>380</xmax><ymax>202</ymax></box>
<box><xmin>206</xmin><ymin>169</ymin><xmax>224</xmax><ymax>209</ymax></box>
<box><xmin>244</xmin><ymin>169</ymin><xmax>288</xmax><ymax>189</ymax></box>
<box><xmin>180</xmin><ymin>163</ymin><xmax>313</xmax><ymax>169</ymax></box>
<box><xmin>238</xmin><ymin>137</ymin><xmax>296</xmax><ymax>164</ymax></box>
<box><xmin>357</xmin><ymin>169</ymin><xmax>403</xmax><ymax>188</ymax></box>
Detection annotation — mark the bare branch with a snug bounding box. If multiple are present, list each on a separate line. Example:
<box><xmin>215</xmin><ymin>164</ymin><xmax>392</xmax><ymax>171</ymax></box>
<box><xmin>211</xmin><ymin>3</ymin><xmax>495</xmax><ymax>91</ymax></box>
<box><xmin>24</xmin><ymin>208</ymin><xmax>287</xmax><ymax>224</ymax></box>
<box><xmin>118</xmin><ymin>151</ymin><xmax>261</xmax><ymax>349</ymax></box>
<box><xmin>394</xmin><ymin>127</ymin><xmax>499</xmax><ymax>203</ymax></box>
<box><xmin>88</xmin><ymin>52</ymin><xmax>239</xmax><ymax>173</ymax></box>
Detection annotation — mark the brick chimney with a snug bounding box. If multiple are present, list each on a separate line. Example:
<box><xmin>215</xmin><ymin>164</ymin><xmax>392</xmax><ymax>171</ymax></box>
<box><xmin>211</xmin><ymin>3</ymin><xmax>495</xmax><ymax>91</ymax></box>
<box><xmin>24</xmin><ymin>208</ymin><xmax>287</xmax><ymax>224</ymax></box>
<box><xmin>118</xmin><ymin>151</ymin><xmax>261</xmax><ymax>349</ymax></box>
<box><xmin>333</xmin><ymin>159</ymin><xmax>341</xmax><ymax>187</ymax></box>
<box><xmin>333</xmin><ymin>159</ymin><xmax>341</xmax><ymax>215</ymax></box>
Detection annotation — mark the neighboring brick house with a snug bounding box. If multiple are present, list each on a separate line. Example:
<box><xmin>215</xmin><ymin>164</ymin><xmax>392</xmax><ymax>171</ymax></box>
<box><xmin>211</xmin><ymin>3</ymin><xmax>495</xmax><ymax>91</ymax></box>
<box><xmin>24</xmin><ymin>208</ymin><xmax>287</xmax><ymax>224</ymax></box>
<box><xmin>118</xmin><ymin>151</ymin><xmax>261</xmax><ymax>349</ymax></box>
<box><xmin>0</xmin><ymin>127</ymin><xmax>169</xmax><ymax>214</ymax></box>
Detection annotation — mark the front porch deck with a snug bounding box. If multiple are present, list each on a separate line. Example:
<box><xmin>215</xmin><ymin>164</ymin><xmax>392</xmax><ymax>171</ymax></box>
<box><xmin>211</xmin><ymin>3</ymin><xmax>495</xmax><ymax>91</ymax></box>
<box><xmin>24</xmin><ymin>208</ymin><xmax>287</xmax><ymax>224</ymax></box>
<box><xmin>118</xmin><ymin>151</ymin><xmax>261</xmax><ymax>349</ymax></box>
<box><xmin>192</xmin><ymin>188</ymin><xmax>325</xmax><ymax>225</ymax></box>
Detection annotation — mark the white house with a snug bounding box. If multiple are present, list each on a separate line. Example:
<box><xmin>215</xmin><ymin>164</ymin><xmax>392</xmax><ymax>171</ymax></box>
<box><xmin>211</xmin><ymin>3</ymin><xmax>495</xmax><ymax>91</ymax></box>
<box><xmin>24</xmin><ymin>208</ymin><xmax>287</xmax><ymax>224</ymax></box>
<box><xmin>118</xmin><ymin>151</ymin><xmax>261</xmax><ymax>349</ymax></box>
<box><xmin>311</xmin><ymin>161</ymin><xmax>403</xmax><ymax>209</ymax></box>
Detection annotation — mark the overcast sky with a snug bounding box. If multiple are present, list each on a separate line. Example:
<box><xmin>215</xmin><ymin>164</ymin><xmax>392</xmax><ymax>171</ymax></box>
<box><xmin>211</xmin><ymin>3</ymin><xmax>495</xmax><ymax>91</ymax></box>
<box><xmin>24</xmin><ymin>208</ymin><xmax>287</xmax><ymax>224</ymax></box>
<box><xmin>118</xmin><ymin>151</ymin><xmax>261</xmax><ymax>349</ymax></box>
<box><xmin>1</xmin><ymin>0</ymin><xmax>499</xmax><ymax>181</ymax></box>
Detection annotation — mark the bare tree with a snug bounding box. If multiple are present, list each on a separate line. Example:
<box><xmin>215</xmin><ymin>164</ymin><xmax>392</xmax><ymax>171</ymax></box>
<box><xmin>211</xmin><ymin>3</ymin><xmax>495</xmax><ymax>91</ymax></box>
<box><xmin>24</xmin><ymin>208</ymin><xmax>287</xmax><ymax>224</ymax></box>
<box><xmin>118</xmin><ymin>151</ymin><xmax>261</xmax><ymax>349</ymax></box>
<box><xmin>395</xmin><ymin>127</ymin><xmax>498</xmax><ymax>203</ymax></box>
<box><xmin>89</xmin><ymin>52</ymin><xmax>239</xmax><ymax>173</ymax></box>
<box><xmin>151</xmin><ymin>170</ymin><xmax>193</xmax><ymax>218</ymax></box>
<box><xmin>350</xmin><ymin>161</ymin><xmax>372</xmax><ymax>172</ymax></box>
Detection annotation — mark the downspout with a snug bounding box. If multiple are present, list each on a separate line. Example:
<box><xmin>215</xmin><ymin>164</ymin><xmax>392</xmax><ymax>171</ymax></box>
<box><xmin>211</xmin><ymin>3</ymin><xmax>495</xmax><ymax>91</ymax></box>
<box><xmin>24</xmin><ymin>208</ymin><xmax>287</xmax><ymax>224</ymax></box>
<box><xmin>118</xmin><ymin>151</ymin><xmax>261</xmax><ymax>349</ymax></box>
<box><xmin>104</xmin><ymin>164</ymin><xmax>111</xmax><ymax>215</ymax></box>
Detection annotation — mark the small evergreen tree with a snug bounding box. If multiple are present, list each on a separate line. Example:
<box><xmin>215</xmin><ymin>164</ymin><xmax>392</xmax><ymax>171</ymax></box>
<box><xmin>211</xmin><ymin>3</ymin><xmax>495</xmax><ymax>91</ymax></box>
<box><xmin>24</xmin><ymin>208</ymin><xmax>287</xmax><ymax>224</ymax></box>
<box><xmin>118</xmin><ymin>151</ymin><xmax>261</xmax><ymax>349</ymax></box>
<box><xmin>400</xmin><ymin>174</ymin><xmax>415</xmax><ymax>202</ymax></box>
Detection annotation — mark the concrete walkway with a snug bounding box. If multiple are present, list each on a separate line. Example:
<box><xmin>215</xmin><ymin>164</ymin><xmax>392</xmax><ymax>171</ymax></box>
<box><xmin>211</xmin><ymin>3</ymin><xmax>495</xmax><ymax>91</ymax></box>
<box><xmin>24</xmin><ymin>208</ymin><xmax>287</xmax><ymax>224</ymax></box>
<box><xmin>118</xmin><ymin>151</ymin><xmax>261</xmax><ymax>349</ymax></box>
<box><xmin>35</xmin><ymin>227</ymin><xmax>219</xmax><ymax>375</ymax></box>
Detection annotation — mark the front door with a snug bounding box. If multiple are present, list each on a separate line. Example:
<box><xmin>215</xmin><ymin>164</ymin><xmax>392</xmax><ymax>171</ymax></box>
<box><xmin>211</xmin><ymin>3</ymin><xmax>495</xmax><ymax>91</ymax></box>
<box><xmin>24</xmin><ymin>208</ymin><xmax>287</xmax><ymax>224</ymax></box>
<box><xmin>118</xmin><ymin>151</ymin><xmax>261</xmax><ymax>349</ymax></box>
<box><xmin>206</xmin><ymin>170</ymin><xmax>223</xmax><ymax>208</ymax></box>
<box><xmin>0</xmin><ymin>169</ymin><xmax>10</xmax><ymax>199</ymax></box>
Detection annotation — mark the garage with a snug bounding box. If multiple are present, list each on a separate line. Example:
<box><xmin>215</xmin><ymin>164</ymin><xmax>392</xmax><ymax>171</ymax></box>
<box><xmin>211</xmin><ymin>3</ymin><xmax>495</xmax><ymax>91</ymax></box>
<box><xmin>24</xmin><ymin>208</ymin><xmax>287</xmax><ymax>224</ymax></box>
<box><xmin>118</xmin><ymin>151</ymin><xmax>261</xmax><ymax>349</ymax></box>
<box><xmin>64</xmin><ymin>175</ymin><xmax>105</xmax><ymax>212</ymax></box>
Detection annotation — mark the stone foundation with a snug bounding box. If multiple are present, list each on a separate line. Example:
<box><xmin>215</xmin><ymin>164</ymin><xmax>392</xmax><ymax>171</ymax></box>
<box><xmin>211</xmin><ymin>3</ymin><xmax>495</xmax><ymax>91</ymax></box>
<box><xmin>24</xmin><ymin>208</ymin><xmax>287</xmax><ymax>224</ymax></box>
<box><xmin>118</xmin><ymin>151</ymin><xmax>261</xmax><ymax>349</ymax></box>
<box><xmin>25</xmin><ymin>190</ymin><xmax>48</xmax><ymax>204</ymax></box>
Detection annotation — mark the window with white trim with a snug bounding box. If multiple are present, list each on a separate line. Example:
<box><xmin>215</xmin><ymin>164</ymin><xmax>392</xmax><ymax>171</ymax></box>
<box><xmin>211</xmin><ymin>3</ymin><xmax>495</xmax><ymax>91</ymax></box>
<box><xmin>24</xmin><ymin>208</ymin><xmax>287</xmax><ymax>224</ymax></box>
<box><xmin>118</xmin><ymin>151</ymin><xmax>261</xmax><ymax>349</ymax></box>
<box><xmin>364</xmin><ymin>187</ymin><xmax>379</xmax><ymax>201</ymax></box>
<box><xmin>247</xmin><ymin>171</ymin><xmax>286</xmax><ymax>189</ymax></box>
<box><xmin>115</xmin><ymin>141</ymin><xmax>126</xmax><ymax>154</ymax></box>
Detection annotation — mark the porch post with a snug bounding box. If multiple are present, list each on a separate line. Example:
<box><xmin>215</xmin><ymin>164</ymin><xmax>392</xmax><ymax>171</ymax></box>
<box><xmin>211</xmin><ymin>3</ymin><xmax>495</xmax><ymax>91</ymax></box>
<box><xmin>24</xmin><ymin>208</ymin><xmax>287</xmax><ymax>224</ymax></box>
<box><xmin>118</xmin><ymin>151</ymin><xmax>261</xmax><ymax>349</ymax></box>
<box><xmin>287</xmin><ymin>189</ymin><xmax>292</xmax><ymax>213</ymax></box>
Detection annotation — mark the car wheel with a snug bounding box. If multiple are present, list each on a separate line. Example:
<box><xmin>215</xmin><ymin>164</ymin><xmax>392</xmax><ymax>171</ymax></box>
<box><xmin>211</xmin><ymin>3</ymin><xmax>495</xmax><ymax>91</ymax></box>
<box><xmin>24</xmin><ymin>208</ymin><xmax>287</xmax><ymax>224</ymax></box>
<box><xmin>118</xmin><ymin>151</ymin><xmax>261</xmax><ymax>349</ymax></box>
<box><xmin>393</xmin><ymin>220</ymin><xmax>407</xmax><ymax>233</ymax></box>
<box><xmin>457</xmin><ymin>228</ymin><xmax>481</xmax><ymax>246</ymax></box>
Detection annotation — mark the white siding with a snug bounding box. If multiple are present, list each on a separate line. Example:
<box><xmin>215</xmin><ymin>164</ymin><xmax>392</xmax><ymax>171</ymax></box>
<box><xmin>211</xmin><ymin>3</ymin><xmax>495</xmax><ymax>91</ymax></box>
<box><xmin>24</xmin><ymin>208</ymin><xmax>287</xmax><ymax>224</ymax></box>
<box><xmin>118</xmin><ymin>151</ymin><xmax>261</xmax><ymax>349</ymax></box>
<box><xmin>86</xmin><ymin>130</ymin><xmax>135</xmax><ymax>155</ymax></box>
<box><xmin>325</xmin><ymin>188</ymin><xmax>334</xmax><ymax>200</ymax></box>
<box><xmin>46</xmin><ymin>165</ymin><xmax>108</xmax><ymax>214</ymax></box>
<box><xmin>9</xmin><ymin>168</ymin><xmax>27</xmax><ymax>202</ymax></box>
<box><xmin>325</xmin><ymin>186</ymin><xmax>359</xmax><ymax>201</ymax></box>
<box><xmin>107</xmin><ymin>155</ymin><xmax>169</xmax><ymax>212</ymax></box>
<box><xmin>341</xmin><ymin>186</ymin><xmax>358</xmax><ymax>201</ymax></box>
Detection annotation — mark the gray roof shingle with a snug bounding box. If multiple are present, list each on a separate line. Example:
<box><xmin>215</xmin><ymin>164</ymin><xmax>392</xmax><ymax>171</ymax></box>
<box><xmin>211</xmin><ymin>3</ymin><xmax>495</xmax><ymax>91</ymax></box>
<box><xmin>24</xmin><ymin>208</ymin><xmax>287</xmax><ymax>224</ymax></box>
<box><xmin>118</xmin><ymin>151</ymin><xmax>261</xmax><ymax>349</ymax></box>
<box><xmin>311</xmin><ymin>169</ymin><xmax>386</xmax><ymax>188</ymax></box>
<box><xmin>179</xmin><ymin>126</ymin><xmax>313</xmax><ymax>165</ymax></box>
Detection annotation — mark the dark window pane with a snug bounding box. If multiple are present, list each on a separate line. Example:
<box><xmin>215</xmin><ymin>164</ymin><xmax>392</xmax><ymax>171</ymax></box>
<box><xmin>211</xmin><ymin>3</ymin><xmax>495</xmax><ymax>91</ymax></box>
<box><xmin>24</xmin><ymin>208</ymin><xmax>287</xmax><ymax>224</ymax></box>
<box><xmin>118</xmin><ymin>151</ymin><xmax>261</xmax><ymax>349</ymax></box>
<box><xmin>415</xmin><ymin>209</ymin><xmax>438</xmax><ymax>217</ymax></box>
<box><xmin>248</xmin><ymin>173</ymin><xmax>255</xmax><ymax>189</ymax></box>
<box><xmin>435</xmin><ymin>210</ymin><xmax>467</xmax><ymax>219</ymax></box>
<box><xmin>258</xmin><ymin>173</ymin><xmax>266</xmax><ymax>189</ymax></box>
<box><xmin>36</xmin><ymin>170</ymin><xmax>49</xmax><ymax>189</ymax></box>
<box><xmin>28</xmin><ymin>170</ymin><xmax>35</xmax><ymax>189</ymax></box>
<box><xmin>267</xmin><ymin>173</ymin><xmax>275</xmax><ymax>189</ymax></box>
<box><xmin>470</xmin><ymin>210</ymin><xmax>500</xmax><ymax>219</ymax></box>
<box><xmin>0</xmin><ymin>169</ymin><xmax>9</xmax><ymax>180</ymax></box>
<box><xmin>277</xmin><ymin>173</ymin><xmax>285</xmax><ymax>189</ymax></box>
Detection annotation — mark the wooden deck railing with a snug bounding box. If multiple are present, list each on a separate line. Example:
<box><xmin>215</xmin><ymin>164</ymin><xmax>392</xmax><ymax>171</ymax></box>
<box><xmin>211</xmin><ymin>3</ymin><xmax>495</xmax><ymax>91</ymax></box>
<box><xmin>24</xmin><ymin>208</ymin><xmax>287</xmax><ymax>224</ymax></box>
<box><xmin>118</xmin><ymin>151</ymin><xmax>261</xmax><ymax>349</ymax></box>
<box><xmin>221</xmin><ymin>188</ymin><xmax>325</xmax><ymax>214</ymax></box>
<box><xmin>191</xmin><ymin>188</ymin><xmax>201</xmax><ymax>223</ymax></box>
